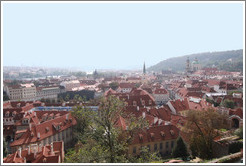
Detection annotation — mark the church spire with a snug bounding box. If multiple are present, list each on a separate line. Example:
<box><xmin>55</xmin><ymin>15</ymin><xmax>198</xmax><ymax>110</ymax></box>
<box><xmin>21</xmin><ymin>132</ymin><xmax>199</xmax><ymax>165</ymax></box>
<box><xmin>143</xmin><ymin>62</ymin><xmax>146</xmax><ymax>75</ymax></box>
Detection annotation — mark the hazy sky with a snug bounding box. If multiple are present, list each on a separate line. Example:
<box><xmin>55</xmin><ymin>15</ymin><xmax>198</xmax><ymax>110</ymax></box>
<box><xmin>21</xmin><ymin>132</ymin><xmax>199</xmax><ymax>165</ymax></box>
<box><xmin>3</xmin><ymin>2</ymin><xmax>244</xmax><ymax>71</ymax></box>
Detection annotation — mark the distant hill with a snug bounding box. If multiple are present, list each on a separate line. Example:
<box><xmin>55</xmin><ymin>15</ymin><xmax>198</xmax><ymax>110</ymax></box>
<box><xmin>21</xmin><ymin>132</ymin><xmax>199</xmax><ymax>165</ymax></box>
<box><xmin>148</xmin><ymin>49</ymin><xmax>243</xmax><ymax>72</ymax></box>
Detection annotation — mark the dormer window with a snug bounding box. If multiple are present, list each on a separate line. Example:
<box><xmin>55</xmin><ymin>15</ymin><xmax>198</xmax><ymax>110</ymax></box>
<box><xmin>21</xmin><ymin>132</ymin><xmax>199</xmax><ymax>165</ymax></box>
<box><xmin>160</xmin><ymin>131</ymin><xmax>165</xmax><ymax>137</ymax></box>
<box><xmin>45</xmin><ymin>127</ymin><xmax>50</xmax><ymax>132</ymax></box>
<box><xmin>170</xmin><ymin>130</ymin><xmax>174</xmax><ymax>136</ymax></box>
<box><xmin>150</xmin><ymin>133</ymin><xmax>154</xmax><ymax>139</ymax></box>
<box><xmin>141</xmin><ymin>100</ymin><xmax>145</xmax><ymax>106</ymax></box>
<box><xmin>139</xmin><ymin>134</ymin><xmax>143</xmax><ymax>140</ymax></box>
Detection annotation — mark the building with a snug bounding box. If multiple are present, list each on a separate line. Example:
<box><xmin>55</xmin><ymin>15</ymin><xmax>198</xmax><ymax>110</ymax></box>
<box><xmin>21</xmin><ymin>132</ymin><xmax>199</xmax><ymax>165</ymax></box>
<box><xmin>152</xmin><ymin>88</ymin><xmax>169</xmax><ymax>105</ymax></box>
<box><xmin>191</xmin><ymin>57</ymin><xmax>202</xmax><ymax>72</ymax></box>
<box><xmin>116</xmin><ymin>83</ymin><xmax>136</xmax><ymax>93</ymax></box>
<box><xmin>4</xmin><ymin>141</ymin><xmax>64</xmax><ymax>163</ymax></box>
<box><xmin>36</xmin><ymin>86</ymin><xmax>61</xmax><ymax>100</ymax></box>
<box><xmin>128</xmin><ymin>125</ymin><xmax>179</xmax><ymax>157</ymax></box>
<box><xmin>6</xmin><ymin>83</ymin><xmax>36</xmax><ymax>101</ymax></box>
<box><xmin>9</xmin><ymin>110</ymin><xmax>77</xmax><ymax>153</ymax></box>
<box><xmin>60</xmin><ymin>80</ymin><xmax>80</xmax><ymax>91</ymax></box>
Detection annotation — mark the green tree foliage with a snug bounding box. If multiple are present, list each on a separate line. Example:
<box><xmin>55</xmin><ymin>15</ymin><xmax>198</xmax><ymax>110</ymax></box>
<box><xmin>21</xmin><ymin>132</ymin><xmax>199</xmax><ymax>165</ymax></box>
<box><xmin>172</xmin><ymin>137</ymin><xmax>189</xmax><ymax>160</ymax></box>
<box><xmin>3</xmin><ymin>139</ymin><xmax>8</xmax><ymax>158</ymax></box>
<box><xmin>69</xmin><ymin>71</ymin><xmax>87</xmax><ymax>78</ymax></box>
<box><xmin>3</xmin><ymin>91</ymin><xmax>10</xmax><ymax>101</ymax></box>
<box><xmin>148</xmin><ymin>49</ymin><xmax>243</xmax><ymax>72</ymax></box>
<box><xmin>109</xmin><ymin>82</ymin><xmax>119</xmax><ymax>90</ymax></box>
<box><xmin>222</xmin><ymin>99</ymin><xmax>235</xmax><ymax>109</ymax></box>
<box><xmin>129</xmin><ymin>146</ymin><xmax>161</xmax><ymax>163</ymax></box>
<box><xmin>234</xmin><ymin>127</ymin><xmax>243</xmax><ymax>139</ymax></box>
<box><xmin>65</xmin><ymin>96</ymin><xmax>155</xmax><ymax>163</ymax></box>
<box><xmin>58</xmin><ymin>90</ymin><xmax>95</xmax><ymax>102</ymax></box>
<box><xmin>183</xmin><ymin>109</ymin><xmax>228</xmax><ymax>159</ymax></box>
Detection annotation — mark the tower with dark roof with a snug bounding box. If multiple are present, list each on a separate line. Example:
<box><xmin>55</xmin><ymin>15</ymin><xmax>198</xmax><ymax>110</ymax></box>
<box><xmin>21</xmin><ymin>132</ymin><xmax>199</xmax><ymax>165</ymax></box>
<box><xmin>186</xmin><ymin>57</ymin><xmax>191</xmax><ymax>74</ymax></box>
<box><xmin>143</xmin><ymin>62</ymin><xmax>146</xmax><ymax>75</ymax></box>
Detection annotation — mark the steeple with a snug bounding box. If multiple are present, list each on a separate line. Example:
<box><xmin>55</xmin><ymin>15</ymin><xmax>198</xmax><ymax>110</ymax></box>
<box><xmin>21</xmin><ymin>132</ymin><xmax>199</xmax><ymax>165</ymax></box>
<box><xmin>143</xmin><ymin>62</ymin><xmax>146</xmax><ymax>75</ymax></box>
<box><xmin>186</xmin><ymin>57</ymin><xmax>191</xmax><ymax>73</ymax></box>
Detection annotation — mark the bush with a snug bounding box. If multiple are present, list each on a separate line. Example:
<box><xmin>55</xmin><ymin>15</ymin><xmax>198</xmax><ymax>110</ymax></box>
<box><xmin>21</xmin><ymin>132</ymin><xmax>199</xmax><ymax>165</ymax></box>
<box><xmin>229</xmin><ymin>141</ymin><xmax>243</xmax><ymax>154</ymax></box>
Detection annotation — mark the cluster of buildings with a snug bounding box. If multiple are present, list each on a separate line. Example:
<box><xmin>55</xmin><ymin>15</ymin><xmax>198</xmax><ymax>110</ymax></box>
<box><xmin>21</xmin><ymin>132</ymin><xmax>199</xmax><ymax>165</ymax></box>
<box><xmin>3</xmin><ymin>59</ymin><xmax>243</xmax><ymax>163</ymax></box>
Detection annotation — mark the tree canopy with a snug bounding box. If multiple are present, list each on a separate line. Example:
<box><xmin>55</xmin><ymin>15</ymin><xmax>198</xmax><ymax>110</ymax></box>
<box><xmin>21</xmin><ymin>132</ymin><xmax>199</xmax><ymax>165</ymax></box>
<box><xmin>65</xmin><ymin>96</ymin><xmax>159</xmax><ymax>163</ymax></box>
<box><xmin>182</xmin><ymin>109</ymin><xmax>228</xmax><ymax>159</ymax></box>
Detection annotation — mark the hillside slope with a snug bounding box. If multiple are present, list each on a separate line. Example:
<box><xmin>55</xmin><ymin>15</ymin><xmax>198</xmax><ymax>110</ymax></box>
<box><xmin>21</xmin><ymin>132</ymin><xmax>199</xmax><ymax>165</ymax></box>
<box><xmin>148</xmin><ymin>49</ymin><xmax>243</xmax><ymax>72</ymax></box>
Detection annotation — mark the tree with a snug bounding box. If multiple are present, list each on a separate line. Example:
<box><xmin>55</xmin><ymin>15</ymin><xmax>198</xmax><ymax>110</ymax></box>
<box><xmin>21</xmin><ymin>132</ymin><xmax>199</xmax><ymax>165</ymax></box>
<box><xmin>3</xmin><ymin>91</ymin><xmax>10</xmax><ymax>101</ymax></box>
<box><xmin>222</xmin><ymin>99</ymin><xmax>235</xmax><ymax>109</ymax></box>
<box><xmin>234</xmin><ymin>127</ymin><xmax>243</xmax><ymax>139</ymax></box>
<box><xmin>65</xmin><ymin>96</ymin><xmax>150</xmax><ymax>163</ymax></box>
<box><xmin>172</xmin><ymin>137</ymin><xmax>189</xmax><ymax>160</ymax></box>
<box><xmin>109</xmin><ymin>82</ymin><xmax>119</xmax><ymax>90</ymax></box>
<box><xmin>183</xmin><ymin>109</ymin><xmax>228</xmax><ymax>159</ymax></box>
<box><xmin>65</xmin><ymin>139</ymin><xmax>109</xmax><ymax>163</ymax></box>
<box><xmin>3</xmin><ymin>139</ymin><xmax>8</xmax><ymax>158</ymax></box>
<box><xmin>129</xmin><ymin>146</ymin><xmax>161</xmax><ymax>163</ymax></box>
<box><xmin>65</xmin><ymin>94</ymin><xmax>70</xmax><ymax>102</ymax></box>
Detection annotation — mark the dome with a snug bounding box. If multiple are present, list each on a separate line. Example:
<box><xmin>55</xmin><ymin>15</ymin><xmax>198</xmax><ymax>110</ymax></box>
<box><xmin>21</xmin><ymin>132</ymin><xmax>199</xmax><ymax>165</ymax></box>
<box><xmin>192</xmin><ymin>60</ymin><xmax>199</xmax><ymax>64</ymax></box>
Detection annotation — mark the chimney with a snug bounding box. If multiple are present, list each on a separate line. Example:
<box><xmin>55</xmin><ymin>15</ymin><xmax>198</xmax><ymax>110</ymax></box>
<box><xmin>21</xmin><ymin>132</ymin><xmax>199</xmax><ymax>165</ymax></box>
<box><xmin>137</xmin><ymin>106</ymin><xmax>139</xmax><ymax>111</ymax></box>
<box><xmin>39</xmin><ymin>144</ymin><xmax>42</xmax><ymax>152</ymax></box>
<box><xmin>37</xmin><ymin>132</ymin><xmax>40</xmax><ymax>139</ymax></box>
<box><xmin>34</xmin><ymin>112</ymin><xmax>36</xmax><ymax>117</ymax></box>
<box><xmin>147</xmin><ymin>108</ymin><xmax>150</xmax><ymax>113</ymax></box>
<box><xmin>127</xmin><ymin>94</ymin><xmax>129</xmax><ymax>100</ymax></box>
<box><xmin>50</xmin><ymin>143</ymin><xmax>54</xmax><ymax>154</ymax></box>
<box><xmin>28</xmin><ymin>146</ymin><xmax>31</xmax><ymax>155</ymax></box>
<box><xmin>66</xmin><ymin>114</ymin><xmax>69</xmax><ymax>120</ymax></box>
<box><xmin>34</xmin><ymin>147</ymin><xmax>37</xmax><ymax>158</ymax></box>
<box><xmin>29</xmin><ymin>123</ymin><xmax>32</xmax><ymax>131</ymax></box>
<box><xmin>142</xmin><ymin>112</ymin><xmax>146</xmax><ymax>118</ymax></box>
<box><xmin>17</xmin><ymin>147</ymin><xmax>22</xmax><ymax>158</ymax></box>
<box><xmin>154</xmin><ymin>117</ymin><xmax>158</xmax><ymax>124</ymax></box>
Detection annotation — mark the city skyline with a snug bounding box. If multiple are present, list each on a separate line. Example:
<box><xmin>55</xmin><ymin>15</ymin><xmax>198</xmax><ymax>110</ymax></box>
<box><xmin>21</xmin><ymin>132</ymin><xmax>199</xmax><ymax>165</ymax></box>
<box><xmin>3</xmin><ymin>2</ymin><xmax>244</xmax><ymax>71</ymax></box>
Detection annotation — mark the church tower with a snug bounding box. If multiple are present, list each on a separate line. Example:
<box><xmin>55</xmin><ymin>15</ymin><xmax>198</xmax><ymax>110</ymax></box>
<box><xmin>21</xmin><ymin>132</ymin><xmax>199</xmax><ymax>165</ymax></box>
<box><xmin>186</xmin><ymin>57</ymin><xmax>191</xmax><ymax>73</ymax></box>
<box><xmin>143</xmin><ymin>62</ymin><xmax>146</xmax><ymax>75</ymax></box>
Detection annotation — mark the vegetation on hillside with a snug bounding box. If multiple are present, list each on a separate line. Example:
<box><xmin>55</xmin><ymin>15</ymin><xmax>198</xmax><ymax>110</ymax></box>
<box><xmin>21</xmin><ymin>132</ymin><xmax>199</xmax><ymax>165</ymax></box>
<box><xmin>148</xmin><ymin>49</ymin><xmax>243</xmax><ymax>72</ymax></box>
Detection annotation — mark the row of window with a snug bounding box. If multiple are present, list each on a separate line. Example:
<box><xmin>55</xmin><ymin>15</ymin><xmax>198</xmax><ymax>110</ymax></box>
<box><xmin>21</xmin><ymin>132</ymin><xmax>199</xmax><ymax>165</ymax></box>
<box><xmin>133</xmin><ymin>100</ymin><xmax>152</xmax><ymax>106</ymax></box>
<box><xmin>3</xmin><ymin>118</ymin><xmax>14</xmax><ymax>123</ymax></box>
<box><xmin>133</xmin><ymin>141</ymin><xmax>174</xmax><ymax>154</ymax></box>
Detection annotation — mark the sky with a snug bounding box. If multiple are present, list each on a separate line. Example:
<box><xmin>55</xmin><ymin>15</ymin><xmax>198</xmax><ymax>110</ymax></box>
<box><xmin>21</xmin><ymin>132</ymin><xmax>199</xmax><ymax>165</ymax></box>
<box><xmin>2</xmin><ymin>2</ymin><xmax>244</xmax><ymax>71</ymax></box>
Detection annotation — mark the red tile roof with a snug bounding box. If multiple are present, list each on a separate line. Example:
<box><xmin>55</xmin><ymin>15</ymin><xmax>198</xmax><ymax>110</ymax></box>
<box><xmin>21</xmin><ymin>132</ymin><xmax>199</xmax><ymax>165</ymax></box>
<box><xmin>131</xmin><ymin>125</ymin><xmax>179</xmax><ymax>145</ymax></box>
<box><xmin>10</xmin><ymin>113</ymin><xmax>76</xmax><ymax>147</ymax></box>
<box><xmin>4</xmin><ymin>141</ymin><xmax>64</xmax><ymax>163</ymax></box>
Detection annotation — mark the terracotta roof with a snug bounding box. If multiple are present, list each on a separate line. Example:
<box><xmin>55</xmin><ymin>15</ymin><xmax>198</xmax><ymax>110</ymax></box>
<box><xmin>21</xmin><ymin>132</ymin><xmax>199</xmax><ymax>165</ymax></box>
<box><xmin>153</xmin><ymin>88</ymin><xmax>168</xmax><ymax>94</ymax></box>
<box><xmin>119</xmin><ymin>83</ymin><xmax>136</xmax><ymax>89</ymax></box>
<box><xmin>131</xmin><ymin>125</ymin><xmax>179</xmax><ymax>145</ymax></box>
<box><xmin>4</xmin><ymin>141</ymin><xmax>64</xmax><ymax>163</ymax></box>
<box><xmin>10</xmin><ymin>113</ymin><xmax>76</xmax><ymax>147</ymax></box>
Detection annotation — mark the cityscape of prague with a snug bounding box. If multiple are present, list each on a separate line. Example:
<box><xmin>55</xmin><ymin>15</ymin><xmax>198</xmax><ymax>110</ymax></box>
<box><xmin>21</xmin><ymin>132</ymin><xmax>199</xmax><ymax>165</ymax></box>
<box><xmin>2</xmin><ymin>1</ymin><xmax>244</xmax><ymax>164</ymax></box>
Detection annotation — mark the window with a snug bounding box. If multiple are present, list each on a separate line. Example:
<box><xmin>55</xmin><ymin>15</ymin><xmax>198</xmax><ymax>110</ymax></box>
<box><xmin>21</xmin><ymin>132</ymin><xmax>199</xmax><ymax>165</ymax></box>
<box><xmin>171</xmin><ymin>141</ymin><xmax>174</xmax><ymax>148</ymax></box>
<box><xmin>154</xmin><ymin>144</ymin><xmax>157</xmax><ymax>151</ymax></box>
<box><xmin>53</xmin><ymin>135</ymin><xmax>56</xmax><ymax>141</ymax></box>
<box><xmin>160</xmin><ymin>143</ymin><xmax>163</xmax><ymax>150</ymax></box>
<box><xmin>166</xmin><ymin>142</ymin><xmax>169</xmax><ymax>149</ymax></box>
<box><xmin>133</xmin><ymin>101</ymin><xmax>137</xmax><ymax>106</ymax></box>
<box><xmin>133</xmin><ymin>147</ymin><xmax>136</xmax><ymax>154</ymax></box>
